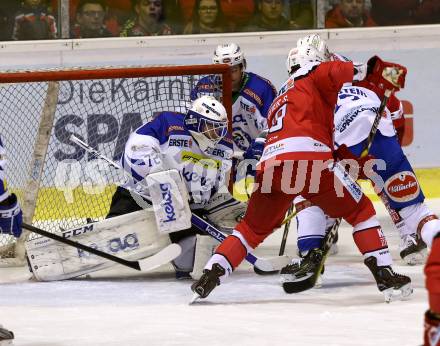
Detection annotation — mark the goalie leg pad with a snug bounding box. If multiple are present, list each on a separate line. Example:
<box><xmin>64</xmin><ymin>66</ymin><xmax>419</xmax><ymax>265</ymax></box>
<box><xmin>190</xmin><ymin>234</ymin><xmax>220</xmax><ymax>280</ymax></box>
<box><xmin>26</xmin><ymin>209</ymin><xmax>171</xmax><ymax>281</ymax></box>
<box><xmin>171</xmin><ymin>234</ymin><xmax>196</xmax><ymax>273</ymax></box>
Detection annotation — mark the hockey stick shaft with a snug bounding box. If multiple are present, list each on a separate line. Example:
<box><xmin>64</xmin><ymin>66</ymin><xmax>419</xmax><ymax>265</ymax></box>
<box><xmin>363</xmin><ymin>89</ymin><xmax>392</xmax><ymax>155</ymax></box>
<box><xmin>22</xmin><ymin>222</ymin><xmax>142</xmax><ymax>271</ymax></box>
<box><xmin>70</xmin><ymin>135</ymin><xmax>288</xmax><ymax>272</ymax></box>
<box><xmin>279</xmin><ymin>204</ymin><xmax>295</xmax><ymax>256</ymax></box>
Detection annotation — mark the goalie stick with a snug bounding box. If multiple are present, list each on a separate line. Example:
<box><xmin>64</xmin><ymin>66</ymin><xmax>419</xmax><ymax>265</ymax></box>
<box><xmin>70</xmin><ymin>135</ymin><xmax>290</xmax><ymax>273</ymax></box>
<box><xmin>22</xmin><ymin>222</ymin><xmax>181</xmax><ymax>272</ymax></box>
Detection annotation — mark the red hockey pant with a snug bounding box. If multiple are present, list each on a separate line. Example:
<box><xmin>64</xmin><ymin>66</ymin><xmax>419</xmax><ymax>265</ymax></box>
<box><xmin>217</xmin><ymin>161</ymin><xmax>377</xmax><ymax>268</ymax></box>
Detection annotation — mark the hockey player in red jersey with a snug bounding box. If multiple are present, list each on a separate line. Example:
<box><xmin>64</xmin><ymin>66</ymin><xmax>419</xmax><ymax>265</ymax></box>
<box><xmin>191</xmin><ymin>34</ymin><xmax>412</xmax><ymax>301</ymax></box>
<box><xmin>425</xmin><ymin>232</ymin><xmax>440</xmax><ymax>345</ymax></box>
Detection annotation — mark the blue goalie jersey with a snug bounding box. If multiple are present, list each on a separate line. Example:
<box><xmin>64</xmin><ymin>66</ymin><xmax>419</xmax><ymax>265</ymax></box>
<box><xmin>121</xmin><ymin>111</ymin><xmax>233</xmax><ymax>209</ymax></box>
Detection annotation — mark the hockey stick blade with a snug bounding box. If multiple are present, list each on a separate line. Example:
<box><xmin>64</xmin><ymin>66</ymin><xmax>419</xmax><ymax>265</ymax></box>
<box><xmin>254</xmin><ymin>266</ymin><xmax>279</xmax><ymax>275</ymax></box>
<box><xmin>138</xmin><ymin>243</ymin><xmax>181</xmax><ymax>271</ymax></box>
<box><xmin>253</xmin><ymin>254</ymin><xmax>291</xmax><ymax>272</ymax></box>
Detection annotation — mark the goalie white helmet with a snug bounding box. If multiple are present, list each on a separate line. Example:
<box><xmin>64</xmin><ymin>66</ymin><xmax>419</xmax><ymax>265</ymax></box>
<box><xmin>286</xmin><ymin>34</ymin><xmax>330</xmax><ymax>75</ymax></box>
<box><xmin>213</xmin><ymin>43</ymin><xmax>246</xmax><ymax>69</ymax></box>
<box><xmin>184</xmin><ymin>95</ymin><xmax>228</xmax><ymax>151</ymax></box>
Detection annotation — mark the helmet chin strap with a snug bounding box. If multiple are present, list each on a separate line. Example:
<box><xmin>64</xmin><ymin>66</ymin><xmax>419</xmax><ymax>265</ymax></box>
<box><xmin>189</xmin><ymin>130</ymin><xmax>216</xmax><ymax>153</ymax></box>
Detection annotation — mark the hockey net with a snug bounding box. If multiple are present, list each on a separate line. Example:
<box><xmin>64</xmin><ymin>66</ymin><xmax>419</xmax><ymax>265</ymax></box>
<box><xmin>0</xmin><ymin>64</ymin><xmax>232</xmax><ymax>266</ymax></box>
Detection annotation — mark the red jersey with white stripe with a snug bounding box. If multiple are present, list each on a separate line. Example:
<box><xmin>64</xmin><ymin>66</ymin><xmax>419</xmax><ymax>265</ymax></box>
<box><xmin>261</xmin><ymin>60</ymin><xmax>354</xmax><ymax>164</ymax></box>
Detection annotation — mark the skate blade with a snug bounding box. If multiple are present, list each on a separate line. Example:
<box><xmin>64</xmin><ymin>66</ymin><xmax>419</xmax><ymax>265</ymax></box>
<box><xmin>383</xmin><ymin>283</ymin><xmax>413</xmax><ymax>303</ymax></box>
<box><xmin>279</xmin><ymin>272</ymin><xmax>313</xmax><ymax>284</ymax></box>
<box><xmin>189</xmin><ymin>293</ymin><xmax>201</xmax><ymax>305</ymax></box>
<box><xmin>402</xmin><ymin>249</ymin><xmax>428</xmax><ymax>266</ymax></box>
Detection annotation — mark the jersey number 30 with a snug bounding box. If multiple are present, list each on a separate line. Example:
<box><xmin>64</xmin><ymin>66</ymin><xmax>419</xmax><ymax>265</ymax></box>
<box><xmin>269</xmin><ymin>104</ymin><xmax>287</xmax><ymax>133</ymax></box>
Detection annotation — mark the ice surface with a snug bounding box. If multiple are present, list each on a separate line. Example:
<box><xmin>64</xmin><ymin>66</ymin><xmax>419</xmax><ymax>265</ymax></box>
<box><xmin>1</xmin><ymin>200</ymin><xmax>438</xmax><ymax>346</ymax></box>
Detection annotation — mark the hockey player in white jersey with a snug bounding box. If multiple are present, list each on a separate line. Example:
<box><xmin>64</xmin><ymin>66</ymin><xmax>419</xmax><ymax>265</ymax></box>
<box><xmin>191</xmin><ymin>43</ymin><xmax>277</xmax><ymax>177</ymax></box>
<box><xmin>0</xmin><ymin>136</ymin><xmax>20</xmax><ymax>344</ymax></box>
<box><xmin>107</xmin><ymin>95</ymin><xmax>243</xmax><ymax>279</ymax></box>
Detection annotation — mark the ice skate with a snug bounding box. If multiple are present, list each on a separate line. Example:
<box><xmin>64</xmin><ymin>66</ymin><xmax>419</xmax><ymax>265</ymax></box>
<box><xmin>399</xmin><ymin>233</ymin><xmax>427</xmax><ymax>265</ymax></box>
<box><xmin>280</xmin><ymin>248</ymin><xmax>325</xmax><ymax>293</ymax></box>
<box><xmin>190</xmin><ymin>263</ymin><xmax>225</xmax><ymax>301</ymax></box>
<box><xmin>364</xmin><ymin>256</ymin><xmax>413</xmax><ymax>303</ymax></box>
<box><xmin>281</xmin><ymin>218</ymin><xmax>338</xmax><ymax>293</ymax></box>
<box><xmin>0</xmin><ymin>325</ymin><xmax>14</xmax><ymax>345</ymax></box>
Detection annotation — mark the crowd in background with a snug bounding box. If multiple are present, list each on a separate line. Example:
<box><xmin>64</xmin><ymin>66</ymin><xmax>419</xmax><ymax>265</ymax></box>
<box><xmin>0</xmin><ymin>0</ymin><xmax>439</xmax><ymax>41</ymax></box>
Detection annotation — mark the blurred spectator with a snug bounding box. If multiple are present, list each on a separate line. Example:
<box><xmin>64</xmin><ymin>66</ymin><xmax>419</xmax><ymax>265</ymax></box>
<box><xmin>161</xmin><ymin>1</ymin><xmax>184</xmax><ymax>34</ymax></box>
<box><xmin>370</xmin><ymin>0</ymin><xmax>418</xmax><ymax>26</ymax></box>
<box><xmin>52</xmin><ymin>0</ymin><xmax>132</xmax><ymax>37</ymax></box>
<box><xmin>71</xmin><ymin>0</ymin><xmax>112</xmax><ymax>38</ymax></box>
<box><xmin>120</xmin><ymin>0</ymin><xmax>174</xmax><ymax>36</ymax></box>
<box><xmin>106</xmin><ymin>0</ymin><xmax>133</xmax><ymax>35</ymax></box>
<box><xmin>289</xmin><ymin>0</ymin><xmax>314</xmax><ymax>29</ymax></box>
<box><xmin>325</xmin><ymin>0</ymin><xmax>376</xmax><ymax>28</ymax></box>
<box><xmin>12</xmin><ymin>0</ymin><xmax>57</xmax><ymax>40</ymax></box>
<box><xmin>179</xmin><ymin>0</ymin><xmax>254</xmax><ymax>30</ymax></box>
<box><xmin>243</xmin><ymin>0</ymin><xmax>290</xmax><ymax>32</ymax></box>
<box><xmin>0</xmin><ymin>0</ymin><xmax>20</xmax><ymax>41</ymax></box>
<box><xmin>220</xmin><ymin>0</ymin><xmax>254</xmax><ymax>29</ymax></box>
<box><xmin>414</xmin><ymin>0</ymin><xmax>440</xmax><ymax>24</ymax></box>
<box><xmin>183</xmin><ymin>0</ymin><xmax>229</xmax><ymax>34</ymax></box>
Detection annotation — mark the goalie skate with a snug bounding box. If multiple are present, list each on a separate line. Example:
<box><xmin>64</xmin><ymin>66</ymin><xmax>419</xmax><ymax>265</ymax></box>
<box><xmin>0</xmin><ymin>325</ymin><xmax>14</xmax><ymax>345</ymax></box>
<box><xmin>364</xmin><ymin>256</ymin><xmax>413</xmax><ymax>303</ymax></box>
<box><xmin>399</xmin><ymin>233</ymin><xmax>428</xmax><ymax>265</ymax></box>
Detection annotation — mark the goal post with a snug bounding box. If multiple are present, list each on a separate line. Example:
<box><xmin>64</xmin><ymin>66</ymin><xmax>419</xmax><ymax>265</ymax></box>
<box><xmin>0</xmin><ymin>63</ymin><xmax>232</xmax><ymax>265</ymax></box>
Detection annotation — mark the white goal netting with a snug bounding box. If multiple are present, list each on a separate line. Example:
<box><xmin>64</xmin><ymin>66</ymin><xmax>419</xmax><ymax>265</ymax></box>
<box><xmin>0</xmin><ymin>65</ymin><xmax>231</xmax><ymax>262</ymax></box>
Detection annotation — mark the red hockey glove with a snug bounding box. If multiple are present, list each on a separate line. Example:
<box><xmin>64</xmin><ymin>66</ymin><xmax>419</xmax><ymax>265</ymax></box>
<box><xmin>366</xmin><ymin>56</ymin><xmax>407</xmax><ymax>92</ymax></box>
<box><xmin>333</xmin><ymin>144</ymin><xmax>375</xmax><ymax>180</ymax></box>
